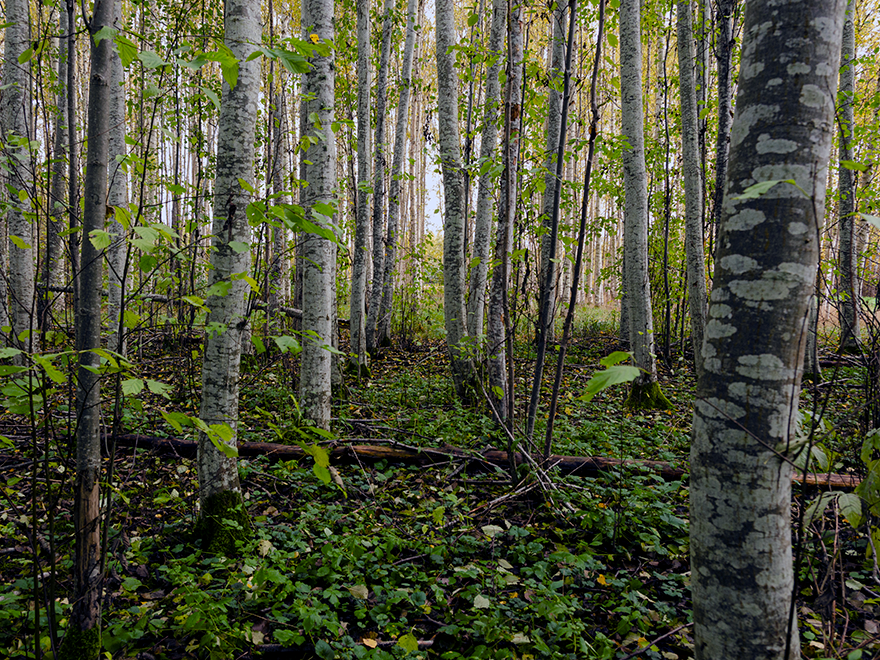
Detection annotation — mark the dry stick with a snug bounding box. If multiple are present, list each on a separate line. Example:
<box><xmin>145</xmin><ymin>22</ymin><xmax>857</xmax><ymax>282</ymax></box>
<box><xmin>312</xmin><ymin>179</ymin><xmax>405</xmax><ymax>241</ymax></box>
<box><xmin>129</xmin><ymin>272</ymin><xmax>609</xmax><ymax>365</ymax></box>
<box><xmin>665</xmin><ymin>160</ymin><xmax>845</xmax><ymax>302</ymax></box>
<box><xmin>543</xmin><ymin>0</ymin><xmax>606</xmax><ymax>461</ymax></box>
<box><xmin>525</xmin><ymin>0</ymin><xmax>579</xmax><ymax>440</ymax></box>
<box><xmin>616</xmin><ymin>622</ymin><xmax>693</xmax><ymax>660</ymax></box>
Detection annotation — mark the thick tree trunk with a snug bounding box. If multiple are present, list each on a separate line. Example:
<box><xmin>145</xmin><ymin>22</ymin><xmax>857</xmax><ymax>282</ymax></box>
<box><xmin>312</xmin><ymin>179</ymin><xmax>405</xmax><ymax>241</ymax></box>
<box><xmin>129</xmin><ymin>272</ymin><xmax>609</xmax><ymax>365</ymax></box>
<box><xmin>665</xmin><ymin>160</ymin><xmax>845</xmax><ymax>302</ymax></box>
<box><xmin>690</xmin><ymin>2</ymin><xmax>845</xmax><ymax>658</ymax></box>
<box><xmin>2</xmin><ymin>0</ymin><xmax>36</xmax><ymax>354</ymax></box>
<box><xmin>676</xmin><ymin>0</ymin><xmax>708</xmax><ymax>376</ymax></box>
<box><xmin>837</xmin><ymin>0</ymin><xmax>859</xmax><ymax>352</ymax></box>
<box><xmin>435</xmin><ymin>0</ymin><xmax>473</xmax><ymax>402</ymax></box>
<box><xmin>619</xmin><ymin>0</ymin><xmax>669</xmax><ymax>409</ymax></box>
<box><xmin>350</xmin><ymin>0</ymin><xmax>372</xmax><ymax>374</ymax></box>
<box><xmin>195</xmin><ymin>0</ymin><xmax>260</xmax><ymax>553</ymax></box>
<box><xmin>377</xmin><ymin>0</ymin><xmax>419</xmax><ymax>347</ymax></box>
<box><xmin>300</xmin><ymin>0</ymin><xmax>337</xmax><ymax>428</ymax></box>
<box><xmin>366</xmin><ymin>0</ymin><xmax>393</xmax><ymax>353</ymax></box>
<box><xmin>487</xmin><ymin>0</ymin><xmax>523</xmax><ymax>423</ymax></box>
<box><xmin>465</xmin><ymin>0</ymin><xmax>506</xmax><ymax>339</ymax></box>
<box><xmin>61</xmin><ymin>0</ymin><xmax>115</xmax><ymax>655</ymax></box>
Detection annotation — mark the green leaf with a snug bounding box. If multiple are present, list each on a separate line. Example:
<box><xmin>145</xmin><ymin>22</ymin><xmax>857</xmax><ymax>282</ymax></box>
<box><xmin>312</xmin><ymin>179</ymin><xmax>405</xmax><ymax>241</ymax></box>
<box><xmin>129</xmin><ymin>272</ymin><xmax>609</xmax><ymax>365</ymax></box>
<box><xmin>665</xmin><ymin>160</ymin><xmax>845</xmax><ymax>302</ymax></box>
<box><xmin>862</xmin><ymin>213</ymin><xmax>880</xmax><ymax>232</ymax></box>
<box><xmin>841</xmin><ymin>159</ymin><xmax>868</xmax><ymax>172</ymax></box>
<box><xmin>599</xmin><ymin>351</ymin><xmax>633</xmax><ymax>368</ymax></box>
<box><xmin>398</xmin><ymin>633</ymin><xmax>419</xmax><ymax>653</ymax></box>
<box><xmin>207</xmin><ymin>281</ymin><xmax>233</xmax><ymax>298</ymax></box>
<box><xmin>137</xmin><ymin>50</ymin><xmax>168</xmax><ymax>69</ymax></box>
<box><xmin>313</xmin><ymin>464</ymin><xmax>331</xmax><ymax>485</ymax></box>
<box><xmin>838</xmin><ymin>492</ymin><xmax>863</xmax><ymax>528</ymax></box>
<box><xmin>17</xmin><ymin>47</ymin><xmax>34</xmax><ymax>64</ymax></box>
<box><xmin>228</xmin><ymin>241</ymin><xmax>250</xmax><ymax>253</ymax></box>
<box><xmin>115</xmin><ymin>35</ymin><xmax>138</xmax><ymax>67</ymax></box>
<box><xmin>606</xmin><ymin>32</ymin><xmax>618</xmax><ymax>48</ymax></box>
<box><xmin>121</xmin><ymin>378</ymin><xmax>144</xmax><ymax>396</ymax></box>
<box><xmin>314</xmin><ymin>640</ymin><xmax>334</xmax><ymax>660</ymax></box>
<box><xmin>146</xmin><ymin>379</ymin><xmax>172</xmax><ymax>397</ymax></box>
<box><xmin>201</xmin><ymin>86</ymin><xmax>221</xmax><ymax>111</ymax></box>
<box><xmin>734</xmin><ymin>179</ymin><xmax>794</xmax><ymax>200</ymax></box>
<box><xmin>0</xmin><ymin>347</ymin><xmax>23</xmax><ymax>359</ymax></box>
<box><xmin>580</xmin><ymin>365</ymin><xmax>641</xmax><ymax>402</ymax></box>
<box><xmin>89</xmin><ymin>229</ymin><xmax>112</xmax><ymax>251</ymax></box>
<box><xmin>467</xmin><ymin>13</ymin><xmax>479</xmax><ymax>26</ymax></box>
<box><xmin>274</xmin><ymin>335</ymin><xmax>301</xmax><ymax>354</ymax></box>
<box><xmin>804</xmin><ymin>492</ymin><xmax>837</xmax><ymax>525</ymax></box>
<box><xmin>9</xmin><ymin>234</ymin><xmax>31</xmax><ymax>250</ymax></box>
<box><xmin>92</xmin><ymin>25</ymin><xmax>117</xmax><ymax>45</ymax></box>
<box><xmin>473</xmin><ymin>594</ymin><xmax>491</xmax><ymax>609</ymax></box>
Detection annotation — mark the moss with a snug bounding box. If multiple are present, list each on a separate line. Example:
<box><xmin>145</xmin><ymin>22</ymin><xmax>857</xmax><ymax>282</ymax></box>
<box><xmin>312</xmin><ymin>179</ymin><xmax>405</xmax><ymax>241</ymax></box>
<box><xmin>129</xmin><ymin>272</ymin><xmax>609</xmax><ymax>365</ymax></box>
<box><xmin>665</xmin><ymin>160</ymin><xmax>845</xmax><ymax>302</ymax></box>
<box><xmin>194</xmin><ymin>490</ymin><xmax>251</xmax><ymax>556</ymax></box>
<box><xmin>58</xmin><ymin>622</ymin><xmax>101</xmax><ymax>660</ymax></box>
<box><xmin>625</xmin><ymin>379</ymin><xmax>673</xmax><ymax>410</ymax></box>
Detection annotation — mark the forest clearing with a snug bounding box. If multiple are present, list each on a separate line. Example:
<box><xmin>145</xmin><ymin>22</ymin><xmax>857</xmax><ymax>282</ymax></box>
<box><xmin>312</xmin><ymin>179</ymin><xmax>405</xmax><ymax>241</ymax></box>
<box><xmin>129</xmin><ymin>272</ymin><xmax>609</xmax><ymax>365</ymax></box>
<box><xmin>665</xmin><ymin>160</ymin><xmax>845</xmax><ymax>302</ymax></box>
<box><xmin>1</xmin><ymin>0</ymin><xmax>880</xmax><ymax>657</ymax></box>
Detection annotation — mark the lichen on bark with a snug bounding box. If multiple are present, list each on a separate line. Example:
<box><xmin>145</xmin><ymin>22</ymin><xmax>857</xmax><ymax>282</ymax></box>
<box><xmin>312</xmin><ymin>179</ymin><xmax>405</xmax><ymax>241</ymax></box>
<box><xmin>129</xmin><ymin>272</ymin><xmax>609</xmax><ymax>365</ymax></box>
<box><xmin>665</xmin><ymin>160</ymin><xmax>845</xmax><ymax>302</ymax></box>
<box><xmin>625</xmin><ymin>380</ymin><xmax>672</xmax><ymax>410</ymax></box>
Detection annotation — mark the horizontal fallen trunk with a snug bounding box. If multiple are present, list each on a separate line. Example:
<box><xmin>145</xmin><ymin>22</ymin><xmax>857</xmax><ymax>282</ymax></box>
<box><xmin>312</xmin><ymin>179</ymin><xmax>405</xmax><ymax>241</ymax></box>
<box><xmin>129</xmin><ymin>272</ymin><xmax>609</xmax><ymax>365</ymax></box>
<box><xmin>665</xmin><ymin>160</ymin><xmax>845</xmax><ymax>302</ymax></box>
<box><xmin>108</xmin><ymin>434</ymin><xmax>860</xmax><ymax>489</ymax></box>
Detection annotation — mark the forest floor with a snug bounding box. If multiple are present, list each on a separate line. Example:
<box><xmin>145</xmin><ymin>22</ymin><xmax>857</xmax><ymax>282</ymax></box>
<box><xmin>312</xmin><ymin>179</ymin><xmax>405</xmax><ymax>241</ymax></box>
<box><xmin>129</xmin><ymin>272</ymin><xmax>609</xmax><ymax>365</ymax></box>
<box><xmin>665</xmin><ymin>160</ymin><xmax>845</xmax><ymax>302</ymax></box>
<box><xmin>0</xmin><ymin>314</ymin><xmax>878</xmax><ymax>659</ymax></box>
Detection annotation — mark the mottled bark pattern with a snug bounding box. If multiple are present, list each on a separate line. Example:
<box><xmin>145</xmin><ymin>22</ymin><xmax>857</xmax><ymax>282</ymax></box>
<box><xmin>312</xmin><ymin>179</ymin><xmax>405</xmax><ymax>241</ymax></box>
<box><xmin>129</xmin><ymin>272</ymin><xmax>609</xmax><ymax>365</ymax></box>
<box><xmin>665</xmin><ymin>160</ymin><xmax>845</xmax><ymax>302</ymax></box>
<box><xmin>677</xmin><ymin>0</ymin><xmax>708</xmax><ymax>376</ymax></box>
<box><xmin>837</xmin><ymin>0</ymin><xmax>858</xmax><ymax>351</ymax></box>
<box><xmin>198</xmin><ymin>0</ymin><xmax>260</xmax><ymax>506</ymax></box>
<box><xmin>435</xmin><ymin>0</ymin><xmax>472</xmax><ymax>400</ymax></box>
<box><xmin>300</xmin><ymin>0</ymin><xmax>336</xmax><ymax>428</ymax></box>
<box><xmin>2</xmin><ymin>0</ymin><xmax>35</xmax><ymax>350</ymax></box>
<box><xmin>619</xmin><ymin>0</ymin><xmax>663</xmax><ymax>400</ymax></box>
<box><xmin>690</xmin><ymin>2</ymin><xmax>845</xmax><ymax>658</ymax></box>
<box><xmin>488</xmin><ymin>0</ymin><xmax>523</xmax><ymax>421</ymax></box>
<box><xmin>350</xmin><ymin>0</ymin><xmax>371</xmax><ymax>370</ymax></box>
<box><xmin>378</xmin><ymin>0</ymin><xmax>419</xmax><ymax>346</ymax></box>
<box><xmin>466</xmin><ymin>0</ymin><xmax>506</xmax><ymax>338</ymax></box>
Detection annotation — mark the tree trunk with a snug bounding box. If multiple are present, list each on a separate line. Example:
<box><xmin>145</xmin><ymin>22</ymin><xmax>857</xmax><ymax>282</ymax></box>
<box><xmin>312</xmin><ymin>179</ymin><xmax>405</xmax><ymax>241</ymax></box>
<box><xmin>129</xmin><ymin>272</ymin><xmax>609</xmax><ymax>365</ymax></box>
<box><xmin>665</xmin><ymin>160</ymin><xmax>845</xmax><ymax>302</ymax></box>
<box><xmin>837</xmin><ymin>0</ymin><xmax>859</xmax><ymax>352</ymax></box>
<box><xmin>2</xmin><ymin>0</ymin><xmax>36</xmax><ymax>355</ymax></box>
<box><xmin>619</xmin><ymin>0</ymin><xmax>669</xmax><ymax>409</ymax></box>
<box><xmin>269</xmin><ymin>89</ymin><xmax>290</xmax><ymax>316</ymax></box>
<box><xmin>676</xmin><ymin>0</ymin><xmax>708</xmax><ymax>376</ymax></box>
<box><xmin>377</xmin><ymin>0</ymin><xmax>418</xmax><ymax>347</ymax></box>
<box><xmin>300</xmin><ymin>0</ymin><xmax>337</xmax><ymax>428</ymax></box>
<box><xmin>350</xmin><ymin>0</ymin><xmax>372</xmax><ymax>374</ymax></box>
<box><xmin>366</xmin><ymin>0</ymin><xmax>394</xmax><ymax>353</ymax></box>
<box><xmin>690</xmin><ymin>2</ymin><xmax>845</xmax><ymax>658</ymax></box>
<box><xmin>465</xmin><ymin>0</ymin><xmax>506</xmax><ymax>339</ymax></box>
<box><xmin>60</xmin><ymin>0</ymin><xmax>115</xmax><ymax>655</ymax></box>
<box><xmin>710</xmin><ymin>0</ymin><xmax>736</xmax><ymax>258</ymax></box>
<box><xmin>436</xmin><ymin>0</ymin><xmax>473</xmax><ymax>402</ymax></box>
<box><xmin>195</xmin><ymin>0</ymin><xmax>260</xmax><ymax>554</ymax></box>
<box><xmin>107</xmin><ymin>0</ymin><xmax>129</xmax><ymax>356</ymax></box>
<box><xmin>487</xmin><ymin>0</ymin><xmax>523</xmax><ymax>424</ymax></box>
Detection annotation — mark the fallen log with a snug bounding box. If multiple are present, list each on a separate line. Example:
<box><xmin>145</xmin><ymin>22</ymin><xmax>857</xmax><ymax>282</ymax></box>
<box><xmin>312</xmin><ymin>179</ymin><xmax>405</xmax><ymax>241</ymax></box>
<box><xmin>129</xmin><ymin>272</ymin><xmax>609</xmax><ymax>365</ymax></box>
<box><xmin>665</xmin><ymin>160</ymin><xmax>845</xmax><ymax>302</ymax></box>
<box><xmin>109</xmin><ymin>433</ymin><xmax>860</xmax><ymax>490</ymax></box>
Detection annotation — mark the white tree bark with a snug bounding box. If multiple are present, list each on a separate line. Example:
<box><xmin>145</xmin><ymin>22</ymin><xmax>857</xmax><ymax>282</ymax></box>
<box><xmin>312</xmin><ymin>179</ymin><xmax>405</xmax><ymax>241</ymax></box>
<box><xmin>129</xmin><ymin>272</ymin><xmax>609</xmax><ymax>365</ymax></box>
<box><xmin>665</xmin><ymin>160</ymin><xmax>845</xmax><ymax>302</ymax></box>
<box><xmin>538</xmin><ymin>2</ymin><xmax>567</xmax><ymax>320</ymax></box>
<box><xmin>107</xmin><ymin>0</ymin><xmax>128</xmax><ymax>355</ymax></box>
<box><xmin>377</xmin><ymin>0</ymin><xmax>419</xmax><ymax>346</ymax></box>
<box><xmin>676</xmin><ymin>0</ymin><xmax>708</xmax><ymax>376</ymax></box>
<box><xmin>350</xmin><ymin>0</ymin><xmax>372</xmax><ymax>372</ymax></box>
<box><xmin>466</xmin><ymin>0</ymin><xmax>506</xmax><ymax>339</ymax></box>
<box><xmin>300</xmin><ymin>0</ymin><xmax>336</xmax><ymax>428</ymax></box>
<box><xmin>366</xmin><ymin>0</ymin><xmax>393</xmax><ymax>353</ymax></box>
<box><xmin>619</xmin><ymin>0</ymin><xmax>667</xmax><ymax>407</ymax></box>
<box><xmin>487</xmin><ymin>0</ymin><xmax>522</xmax><ymax>422</ymax></box>
<box><xmin>690</xmin><ymin>1</ymin><xmax>845</xmax><ymax>657</ymax></box>
<box><xmin>269</xmin><ymin>89</ymin><xmax>290</xmax><ymax>313</ymax></box>
<box><xmin>2</xmin><ymin>0</ymin><xmax>35</xmax><ymax>353</ymax></box>
<box><xmin>837</xmin><ymin>0</ymin><xmax>859</xmax><ymax>351</ymax></box>
<box><xmin>197</xmin><ymin>0</ymin><xmax>260</xmax><ymax>509</ymax></box>
<box><xmin>435</xmin><ymin>0</ymin><xmax>473</xmax><ymax>401</ymax></box>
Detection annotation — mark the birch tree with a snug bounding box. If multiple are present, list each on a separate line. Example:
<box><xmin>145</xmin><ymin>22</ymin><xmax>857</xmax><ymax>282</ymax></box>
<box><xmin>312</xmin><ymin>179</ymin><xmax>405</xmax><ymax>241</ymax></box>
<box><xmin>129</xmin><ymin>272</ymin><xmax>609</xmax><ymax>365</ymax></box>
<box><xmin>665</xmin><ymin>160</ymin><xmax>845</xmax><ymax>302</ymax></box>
<box><xmin>377</xmin><ymin>0</ymin><xmax>419</xmax><ymax>346</ymax></box>
<box><xmin>487</xmin><ymin>0</ymin><xmax>522</xmax><ymax>423</ymax></box>
<box><xmin>300</xmin><ymin>0</ymin><xmax>337</xmax><ymax>428</ymax></box>
<box><xmin>619</xmin><ymin>0</ymin><xmax>670</xmax><ymax>408</ymax></box>
<box><xmin>195</xmin><ymin>0</ymin><xmax>260</xmax><ymax>553</ymax></box>
<box><xmin>436</xmin><ymin>0</ymin><xmax>473</xmax><ymax>401</ymax></box>
<box><xmin>465</xmin><ymin>0</ymin><xmax>506</xmax><ymax>339</ymax></box>
<box><xmin>2</xmin><ymin>0</ymin><xmax>35</xmax><ymax>354</ymax></box>
<box><xmin>837</xmin><ymin>0</ymin><xmax>859</xmax><ymax>352</ymax></box>
<box><xmin>366</xmin><ymin>0</ymin><xmax>393</xmax><ymax>353</ymax></box>
<box><xmin>677</xmin><ymin>0</ymin><xmax>708</xmax><ymax>375</ymax></box>
<box><xmin>60</xmin><ymin>0</ymin><xmax>115</xmax><ymax>654</ymax></box>
<box><xmin>350</xmin><ymin>0</ymin><xmax>372</xmax><ymax>374</ymax></box>
<box><xmin>690</xmin><ymin>1</ymin><xmax>845</xmax><ymax>657</ymax></box>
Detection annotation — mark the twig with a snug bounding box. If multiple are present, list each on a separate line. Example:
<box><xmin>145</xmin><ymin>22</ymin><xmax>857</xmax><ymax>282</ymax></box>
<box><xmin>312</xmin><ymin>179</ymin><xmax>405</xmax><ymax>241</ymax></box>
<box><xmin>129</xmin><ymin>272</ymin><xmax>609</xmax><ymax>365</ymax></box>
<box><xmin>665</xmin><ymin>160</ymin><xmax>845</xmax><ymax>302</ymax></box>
<box><xmin>617</xmin><ymin>623</ymin><xmax>693</xmax><ymax>660</ymax></box>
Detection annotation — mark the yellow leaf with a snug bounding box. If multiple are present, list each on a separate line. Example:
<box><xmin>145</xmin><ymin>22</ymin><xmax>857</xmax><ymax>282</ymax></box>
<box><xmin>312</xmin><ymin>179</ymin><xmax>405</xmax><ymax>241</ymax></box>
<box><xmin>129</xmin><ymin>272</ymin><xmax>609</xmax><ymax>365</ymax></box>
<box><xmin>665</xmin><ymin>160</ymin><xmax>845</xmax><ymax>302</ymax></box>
<box><xmin>638</xmin><ymin>637</ymin><xmax>648</xmax><ymax>648</ymax></box>
<box><xmin>310</xmin><ymin>33</ymin><xmax>320</xmax><ymax>44</ymax></box>
<box><xmin>362</xmin><ymin>638</ymin><xmax>378</xmax><ymax>648</ymax></box>
<box><xmin>597</xmin><ymin>574</ymin><xmax>608</xmax><ymax>586</ymax></box>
